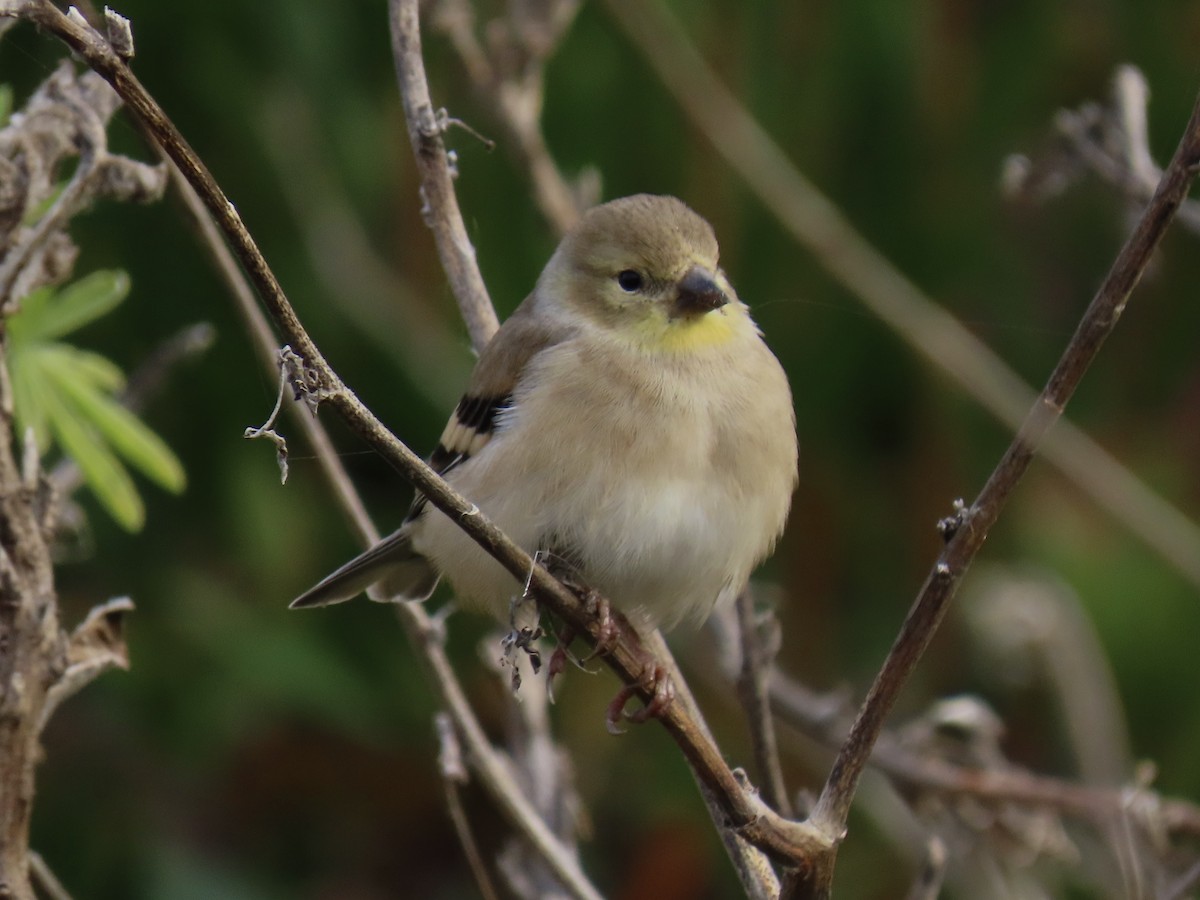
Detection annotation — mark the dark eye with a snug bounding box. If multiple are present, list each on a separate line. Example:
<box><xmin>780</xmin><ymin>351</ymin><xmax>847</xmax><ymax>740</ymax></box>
<box><xmin>616</xmin><ymin>270</ymin><xmax>644</xmax><ymax>293</ymax></box>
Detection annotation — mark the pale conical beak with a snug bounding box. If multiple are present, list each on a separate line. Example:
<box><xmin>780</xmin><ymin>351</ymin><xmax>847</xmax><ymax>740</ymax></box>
<box><xmin>674</xmin><ymin>267</ymin><xmax>728</xmax><ymax>316</ymax></box>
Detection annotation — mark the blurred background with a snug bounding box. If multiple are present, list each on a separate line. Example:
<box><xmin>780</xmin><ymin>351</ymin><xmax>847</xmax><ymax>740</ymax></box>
<box><xmin>3</xmin><ymin>0</ymin><xmax>1200</xmax><ymax>897</ymax></box>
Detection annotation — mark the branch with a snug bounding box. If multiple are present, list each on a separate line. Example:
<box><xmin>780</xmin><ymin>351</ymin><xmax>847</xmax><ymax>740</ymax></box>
<box><xmin>762</xmin><ymin>666</ymin><xmax>1200</xmax><ymax>843</ymax></box>
<box><xmin>799</xmin><ymin>89</ymin><xmax>1200</xmax><ymax>892</ymax></box>
<box><xmin>435</xmin><ymin>712</ymin><xmax>502</xmax><ymax>900</ymax></box>
<box><xmin>149</xmin><ymin>54</ymin><xmax>604</xmax><ymax>900</ymax></box>
<box><xmin>601</xmin><ymin>0</ymin><xmax>1200</xmax><ymax>595</ymax></box>
<box><xmin>389</xmin><ymin>0</ymin><xmax>499</xmax><ymax>349</ymax></box>
<box><xmin>430</xmin><ymin>0</ymin><xmax>588</xmax><ymax>237</ymax></box>
<box><xmin>1005</xmin><ymin>65</ymin><xmax>1200</xmax><ymax>235</ymax></box>
<box><xmin>696</xmin><ymin>616</ymin><xmax>1200</xmax><ymax>886</ymax></box>
<box><xmin>28</xmin><ymin>850</ymin><xmax>73</xmax><ymax>900</ymax></box>
<box><xmin>38</xmin><ymin>597</ymin><xmax>134</xmax><ymax>733</ymax></box>
<box><xmin>0</xmin><ymin>49</ymin><xmax>156</xmax><ymax>897</ymax></box>
<box><xmin>733</xmin><ymin>589</ymin><xmax>793</xmax><ymax>818</ymax></box>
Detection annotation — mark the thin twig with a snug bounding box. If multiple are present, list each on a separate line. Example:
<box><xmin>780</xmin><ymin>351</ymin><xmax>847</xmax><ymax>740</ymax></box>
<box><xmin>764</xmin><ymin>666</ymin><xmax>1200</xmax><ymax>841</ymax></box>
<box><xmin>735</xmin><ymin>589</ymin><xmax>793</xmax><ymax>818</ymax></box>
<box><xmin>389</xmin><ymin>0</ymin><xmax>499</xmax><ymax>348</ymax></box>
<box><xmin>601</xmin><ymin>0</ymin><xmax>1200</xmax><ymax>595</ymax></box>
<box><xmin>80</xmin><ymin>29</ymin><xmax>608</xmax><ymax>899</ymax></box>
<box><xmin>436</xmin><ymin>712</ymin><xmax>502</xmax><ymax>900</ymax></box>
<box><xmin>155</xmin><ymin>87</ymin><xmax>605</xmax><ymax>900</ymax></box>
<box><xmin>443</xmin><ymin>780</ymin><xmax>501</xmax><ymax>900</ymax></box>
<box><xmin>803</xmin><ymin>94</ymin><xmax>1200</xmax><ymax>893</ymax></box>
<box><xmin>29</xmin><ymin>850</ymin><xmax>73</xmax><ymax>900</ymax></box>
<box><xmin>431</xmin><ymin>0</ymin><xmax>585</xmax><ymax>237</ymax></box>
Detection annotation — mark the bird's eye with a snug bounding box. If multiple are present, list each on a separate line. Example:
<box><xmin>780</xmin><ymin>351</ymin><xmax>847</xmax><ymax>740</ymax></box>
<box><xmin>617</xmin><ymin>270</ymin><xmax>644</xmax><ymax>293</ymax></box>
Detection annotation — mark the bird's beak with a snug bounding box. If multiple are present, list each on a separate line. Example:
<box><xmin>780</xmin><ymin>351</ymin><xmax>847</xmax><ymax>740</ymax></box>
<box><xmin>674</xmin><ymin>266</ymin><xmax>728</xmax><ymax>316</ymax></box>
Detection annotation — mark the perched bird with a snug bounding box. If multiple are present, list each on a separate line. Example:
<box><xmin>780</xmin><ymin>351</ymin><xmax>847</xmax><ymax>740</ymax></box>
<box><xmin>292</xmin><ymin>194</ymin><xmax>797</xmax><ymax>635</ymax></box>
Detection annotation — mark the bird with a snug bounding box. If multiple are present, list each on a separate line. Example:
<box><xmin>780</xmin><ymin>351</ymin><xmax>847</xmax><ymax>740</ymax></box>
<box><xmin>291</xmin><ymin>194</ymin><xmax>797</xmax><ymax>642</ymax></box>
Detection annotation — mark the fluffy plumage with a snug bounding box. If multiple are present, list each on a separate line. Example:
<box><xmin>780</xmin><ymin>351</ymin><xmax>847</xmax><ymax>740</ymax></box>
<box><xmin>292</xmin><ymin>194</ymin><xmax>798</xmax><ymax>630</ymax></box>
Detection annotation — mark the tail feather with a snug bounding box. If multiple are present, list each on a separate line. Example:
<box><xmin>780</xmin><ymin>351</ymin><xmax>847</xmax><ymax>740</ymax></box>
<box><xmin>290</xmin><ymin>528</ymin><xmax>439</xmax><ymax>609</ymax></box>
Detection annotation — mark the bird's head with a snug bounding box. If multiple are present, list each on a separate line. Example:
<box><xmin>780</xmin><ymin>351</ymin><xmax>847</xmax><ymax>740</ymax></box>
<box><xmin>540</xmin><ymin>194</ymin><xmax>752</xmax><ymax>352</ymax></box>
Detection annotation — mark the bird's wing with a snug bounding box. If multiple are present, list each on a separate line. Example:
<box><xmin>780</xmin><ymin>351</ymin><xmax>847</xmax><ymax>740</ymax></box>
<box><xmin>291</xmin><ymin>296</ymin><xmax>571</xmax><ymax>610</ymax></box>
<box><xmin>407</xmin><ymin>294</ymin><xmax>572</xmax><ymax>521</ymax></box>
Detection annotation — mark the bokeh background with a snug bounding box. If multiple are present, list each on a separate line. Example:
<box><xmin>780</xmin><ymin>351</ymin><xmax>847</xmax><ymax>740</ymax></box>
<box><xmin>4</xmin><ymin>1</ymin><xmax>1200</xmax><ymax>897</ymax></box>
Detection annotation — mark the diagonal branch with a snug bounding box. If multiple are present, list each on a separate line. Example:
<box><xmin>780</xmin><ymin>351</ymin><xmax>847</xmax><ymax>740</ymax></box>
<box><xmin>0</xmin><ymin>0</ymin><xmax>824</xmax><ymax>873</ymax></box>
<box><xmin>800</xmin><ymin>73</ymin><xmax>1200</xmax><ymax>899</ymax></box>
<box><xmin>156</xmin><ymin>73</ymin><xmax>604</xmax><ymax>900</ymax></box>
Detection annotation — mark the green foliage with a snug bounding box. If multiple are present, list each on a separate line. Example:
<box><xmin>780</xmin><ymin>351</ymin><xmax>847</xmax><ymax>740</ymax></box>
<box><xmin>8</xmin><ymin>270</ymin><xmax>186</xmax><ymax>531</ymax></box>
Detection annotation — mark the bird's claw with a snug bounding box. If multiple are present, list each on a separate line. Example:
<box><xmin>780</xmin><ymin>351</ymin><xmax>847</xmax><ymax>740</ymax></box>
<box><xmin>605</xmin><ymin>664</ymin><xmax>675</xmax><ymax>735</ymax></box>
<box><xmin>581</xmin><ymin>590</ymin><xmax>619</xmax><ymax>662</ymax></box>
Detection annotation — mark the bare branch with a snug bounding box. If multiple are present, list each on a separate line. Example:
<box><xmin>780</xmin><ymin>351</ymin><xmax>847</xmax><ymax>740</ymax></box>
<box><xmin>147</xmin><ymin>61</ymin><xmax>606</xmax><ymax>900</ymax></box>
<box><xmin>38</xmin><ymin>597</ymin><xmax>134</xmax><ymax>733</ymax></box>
<box><xmin>805</xmin><ymin>89</ymin><xmax>1200</xmax><ymax>889</ymax></box>
<box><xmin>771</xmin><ymin>670</ymin><xmax>1200</xmax><ymax>842</ymax></box>
<box><xmin>486</xmin><ymin>648</ymin><xmax>585</xmax><ymax>900</ymax></box>
<box><xmin>1005</xmin><ymin>65</ymin><xmax>1200</xmax><ymax>236</ymax></box>
<box><xmin>389</xmin><ymin>0</ymin><xmax>500</xmax><ymax>350</ymax></box>
<box><xmin>734</xmin><ymin>589</ymin><xmax>793</xmax><ymax>818</ymax></box>
<box><xmin>436</xmin><ymin>712</ymin><xmax>502</xmax><ymax>900</ymax></box>
<box><xmin>28</xmin><ymin>850</ymin><xmax>73</xmax><ymax>900</ymax></box>
<box><xmin>431</xmin><ymin>0</ymin><xmax>588</xmax><ymax>236</ymax></box>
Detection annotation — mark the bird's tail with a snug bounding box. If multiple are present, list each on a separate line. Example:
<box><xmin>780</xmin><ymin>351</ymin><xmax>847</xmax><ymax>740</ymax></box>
<box><xmin>290</xmin><ymin>528</ymin><xmax>439</xmax><ymax>609</ymax></box>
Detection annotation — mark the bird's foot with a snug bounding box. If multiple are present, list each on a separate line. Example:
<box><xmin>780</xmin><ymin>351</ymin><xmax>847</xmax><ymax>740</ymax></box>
<box><xmin>581</xmin><ymin>590</ymin><xmax>619</xmax><ymax>662</ymax></box>
<box><xmin>606</xmin><ymin>663</ymin><xmax>675</xmax><ymax>735</ymax></box>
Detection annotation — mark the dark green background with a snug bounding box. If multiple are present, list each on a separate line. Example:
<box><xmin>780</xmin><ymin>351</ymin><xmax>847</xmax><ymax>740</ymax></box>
<box><xmin>4</xmin><ymin>1</ymin><xmax>1200</xmax><ymax>897</ymax></box>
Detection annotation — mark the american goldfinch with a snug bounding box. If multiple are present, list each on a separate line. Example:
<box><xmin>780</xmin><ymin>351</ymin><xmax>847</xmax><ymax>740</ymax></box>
<box><xmin>292</xmin><ymin>194</ymin><xmax>797</xmax><ymax>631</ymax></box>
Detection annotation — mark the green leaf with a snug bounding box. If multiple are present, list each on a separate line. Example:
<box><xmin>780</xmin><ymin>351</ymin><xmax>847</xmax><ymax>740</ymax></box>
<box><xmin>8</xmin><ymin>343</ymin><xmax>51</xmax><ymax>453</ymax></box>
<box><xmin>7</xmin><ymin>285</ymin><xmax>53</xmax><ymax>343</ymax></box>
<box><xmin>0</xmin><ymin>84</ymin><xmax>12</xmax><ymax>128</ymax></box>
<box><xmin>39</xmin><ymin>344</ymin><xmax>126</xmax><ymax>392</ymax></box>
<box><xmin>13</xmin><ymin>270</ymin><xmax>130</xmax><ymax>341</ymax></box>
<box><xmin>43</xmin><ymin>357</ymin><xmax>185</xmax><ymax>495</ymax></box>
<box><xmin>39</xmin><ymin>374</ymin><xmax>144</xmax><ymax>531</ymax></box>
